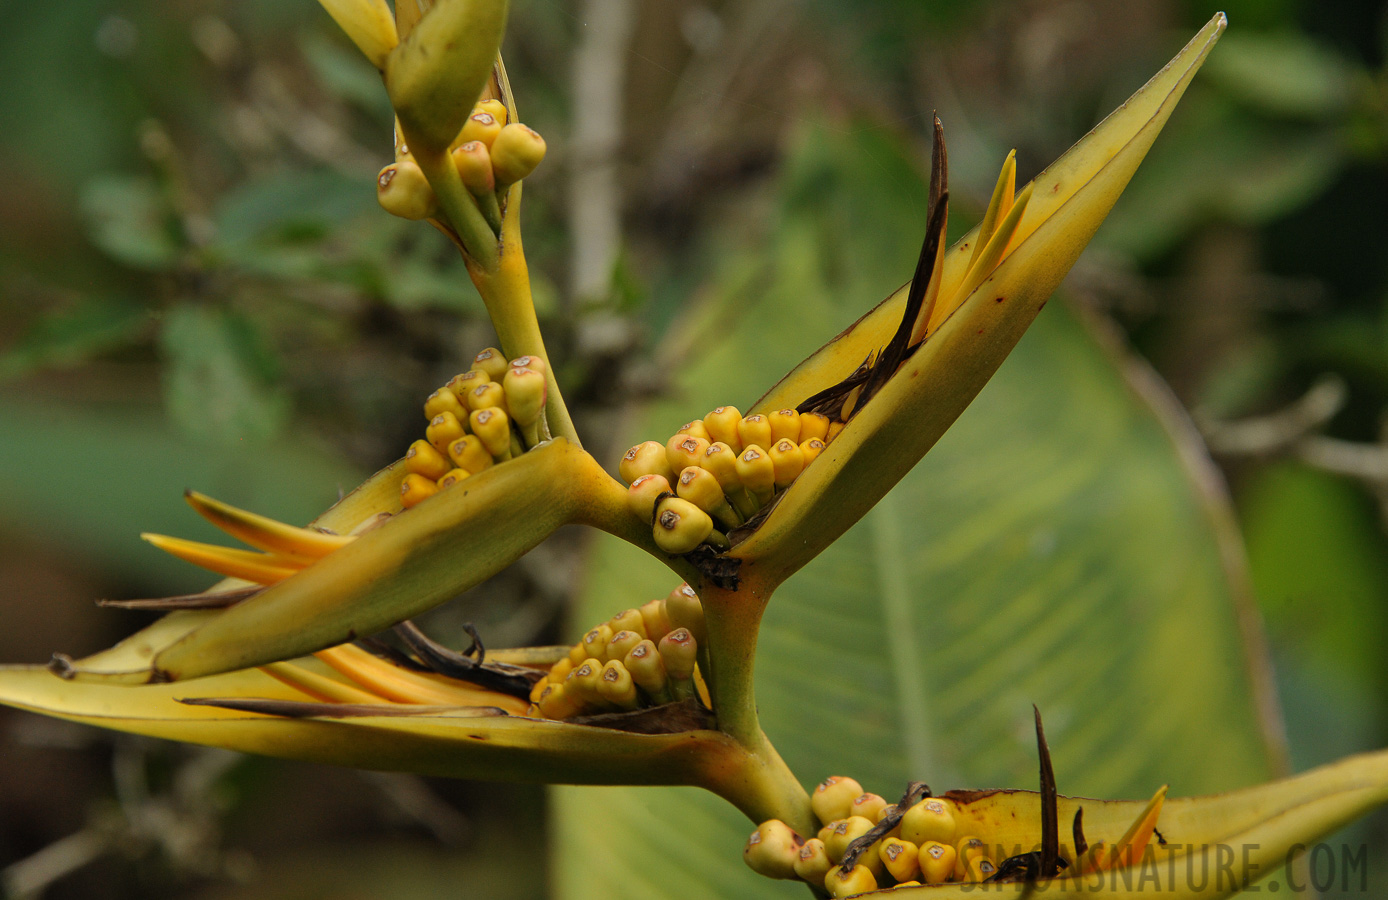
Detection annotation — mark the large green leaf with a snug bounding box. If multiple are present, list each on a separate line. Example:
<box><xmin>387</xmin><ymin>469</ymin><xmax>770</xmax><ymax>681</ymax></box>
<box><xmin>552</xmin><ymin>119</ymin><xmax>1279</xmax><ymax>898</ymax></box>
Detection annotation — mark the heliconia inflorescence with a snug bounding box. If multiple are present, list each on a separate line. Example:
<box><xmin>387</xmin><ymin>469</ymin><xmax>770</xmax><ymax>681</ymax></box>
<box><xmin>619</xmin><ymin>406</ymin><xmax>839</xmax><ymax>554</ymax></box>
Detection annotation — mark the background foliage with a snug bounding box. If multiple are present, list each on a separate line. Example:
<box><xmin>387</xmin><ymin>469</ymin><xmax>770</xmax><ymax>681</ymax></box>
<box><xmin>1</xmin><ymin>0</ymin><xmax>1386</xmax><ymax>897</ymax></box>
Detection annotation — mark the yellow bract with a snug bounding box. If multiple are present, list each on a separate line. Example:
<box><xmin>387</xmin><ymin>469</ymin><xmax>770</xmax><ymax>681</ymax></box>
<box><xmin>734</xmin><ymin>13</ymin><xmax>1228</xmax><ymax>587</ymax></box>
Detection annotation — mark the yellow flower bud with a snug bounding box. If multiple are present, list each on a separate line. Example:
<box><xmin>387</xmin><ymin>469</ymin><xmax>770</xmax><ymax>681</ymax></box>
<box><xmin>963</xmin><ymin>854</ymin><xmax>997</xmax><ymax>883</ymax></box>
<box><xmin>606</xmin><ymin>629</ymin><xmax>643</xmax><ymax>663</ymax></box>
<box><xmin>824</xmin><ymin>864</ymin><xmax>876</xmax><ymax>898</ymax></box>
<box><xmin>664</xmin><ymin>435</ymin><xmax>709</xmax><ymax>476</ymax></box>
<box><xmin>768</xmin><ymin>408</ymin><xmax>801</xmax><ymax>444</ymax></box>
<box><xmin>664</xmin><ymin>583</ymin><xmax>705</xmax><ymax>644</ymax></box>
<box><xmin>447</xmin><ymin>434</ymin><xmax>493</xmax><ymax>474</ymax></box>
<box><xmin>508</xmin><ymin>354</ymin><xmax>547</xmax><ymax>378</ymax></box>
<box><xmin>459</xmin><ymin>110</ymin><xmax>502</xmax><ymax>148</ymax></box>
<box><xmin>376</xmin><ymin>160</ymin><xmax>436</xmax><ymax>220</ymax></box>
<box><xmin>800</xmin><ymin>437</ymin><xmax>826</xmax><ymax>467</ymax></box>
<box><xmin>676</xmin><ymin>466</ymin><xmax>740</xmax><ymax>530</ymax></box>
<box><xmin>652</xmin><ymin>496</ymin><xmax>714</xmax><ymax>554</ymax></box>
<box><xmin>597</xmin><ymin>660</ymin><xmax>640</xmax><ymax>710</ymax></box>
<box><xmin>435</xmin><ymin>467</ymin><xmax>471</xmax><ymax>489</ymax></box>
<box><xmin>850</xmin><ymin>792</ymin><xmax>888</xmax><ymax>823</ymax></box>
<box><xmin>637</xmin><ymin>598</ymin><xmax>673</xmax><ymax>642</ymax></box>
<box><xmin>404</xmin><ymin>439</ymin><xmax>452</xmax><ymax>481</ymax></box>
<box><xmin>735</xmin><ymin>445</ymin><xmax>775</xmax><ymax>506</ymax></box>
<box><xmin>502</xmin><ymin>366</ymin><xmax>546</xmax><ymax>426</ymax></box>
<box><xmin>475</xmin><ymin>99</ymin><xmax>508</xmax><ymax>126</ymax></box>
<box><xmin>620</xmin><ymin>441</ymin><xmax>676</xmax><ymax>485</ymax></box>
<box><xmin>823</xmin><ymin>816</ymin><xmax>876</xmax><ymax>867</ymax></box>
<box><xmin>626</xmin><ymin>473</ymin><xmax>672</xmax><ymax>522</ymax></box>
<box><xmin>737</xmin><ymin>413</ymin><xmax>772</xmax><ymax>450</ymax></box>
<box><xmin>452</xmin><ymin>140</ymin><xmax>496</xmax><ymax>194</ymax></box>
<box><xmin>547</xmin><ymin>657</ymin><xmax>574</xmax><ymax>683</ymax></box>
<box><xmin>607</xmin><ymin>608</ymin><xmax>647</xmax><ymax>640</ymax></box>
<box><xmin>799</xmin><ymin>411</ymin><xmax>831</xmax><ymax>442</ymax></box>
<box><xmin>423</xmin><ymin>387</ymin><xmax>467</xmax><ymax>421</ymax></box>
<box><xmin>471</xmin><ymin>347</ymin><xmax>510</xmax><ymax>380</ymax></box>
<box><xmin>468</xmin><ymin>407</ymin><xmax>512</xmax><ymax>460</ymax></box>
<box><xmin>918</xmin><ymin>840</ymin><xmax>956</xmax><ymax>884</ymax></box>
<box><xmin>794</xmin><ymin>838</ymin><xmax>832</xmax><ymax>886</ymax></box>
<box><xmin>425</xmin><ymin>411</ymin><xmax>466</xmax><ymax>454</ymax></box>
<box><xmin>676</xmin><ymin>419</ymin><xmax>710</xmax><ymax>442</ymax></box>
<box><xmin>953</xmin><ymin>836</ymin><xmax>986</xmax><ymax>881</ymax></box>
<box><xmin>565</xmin><ymin>658</ymin><xmax>605</xmax><ymax>710</ymax></box>
<box><xmin>812</xmin><ymin>776</ymin><xmax>865</xmax><ymax>826</ymax></box>
<box><xmin>768</xmin><ymin>438</ymin><xmax>805</xmax><ymax>489</ymax></box>
<box><xmin>657</xmin><ymin>627</ymin><xmax>697</xmax><ymax>699</ymax></box>
<box><xmin>702</xmin><ymin>406</ymin><xmax>743</xmax><ymax>451</ymax></box>
<box><xmin>878</xmin><ymin>837</ymin><xmax>920</xmax><ymax>883</ymax></box>
<box><xmin>581</xmin><ymin>624</ymin><xmax>614</xmax><ymax>661</ymax></box>
<box><xmin>901</xmin><ymin>797</ymin><xmax>957</xmax><ymax>847</ymax></box>
<box><xmin>490</xmin><ymin>123</ymin><xmax>546</xmax><ymax>188</ymax></box>
<box><xmin>446</xmin><ymin>369</ymin><xmax>490</xmax><ymax>400</ymax></box>
<box><xmin>744</xmin><ymin>819</ymin><xmax>804</xmax><ymax>880</ymax></box>
<box><xmin>623</xmin><ymin>639</ymin><xmax>670</xmax><ymax>703</ymax></box>
<box><xmin>399</xmin><ymin>472</ymin><xmax>438</xmax><ymax>508</ymax></box>
<box><xmin>468</xmin><ymin>381</ymin><xmax>506</xmax><ymax>412</ymax></box>
<box><xmin>536</xmin><ymin>682</ymin><xmax>582</xmax><ymax>719</ymax></box>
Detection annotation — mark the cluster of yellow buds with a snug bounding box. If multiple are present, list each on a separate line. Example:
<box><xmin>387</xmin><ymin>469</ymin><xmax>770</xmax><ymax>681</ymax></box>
<box><xmin>376</xmin><ymin>97</ymin><xmax>547</xmax><ymax>233</ymax></box>
<box><xmin>526</xmin><ymin>583</ymin><xmax>710</xmax><ymax>719</ymax></box>
<box><xmin>746</xmin><ymin>777</ymin><xmax>1002</xmax><ymax>896</ymax></box>
<box><xmin>619</xmin><ymin>406</ymin><xmax>843</xmax><ymax>554</ymax></box>
<box><xmin>400</xmin><ymin>347</ymin><xmax>549</xmax><ymax>508</ymax></box>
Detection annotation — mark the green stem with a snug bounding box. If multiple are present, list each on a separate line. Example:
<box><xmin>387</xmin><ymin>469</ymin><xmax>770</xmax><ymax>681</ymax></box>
<box><xmin>415</xmin><ymin>147</ymin><xmax>498</xmax><ymax>271</ymax></box>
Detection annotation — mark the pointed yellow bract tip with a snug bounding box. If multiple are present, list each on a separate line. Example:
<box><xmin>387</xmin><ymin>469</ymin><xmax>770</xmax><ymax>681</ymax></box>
<box><xmin>184</xmin><ymin>491</ymin><xmax>355</xmax><ymax>560</ymax></box>
<box><xmin>141</xmin><ymin>533</ymin><xmax>303</xmax><ymax>585</ymax></box>
<box><xmin>316</xmin><ymin>0</ymin><xmax>399</xmax><ymax>70</ymax></box>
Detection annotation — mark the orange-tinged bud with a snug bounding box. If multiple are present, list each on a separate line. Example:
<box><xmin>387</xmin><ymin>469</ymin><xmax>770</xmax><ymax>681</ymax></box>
<box><xmin>620</xmin><ymin>441</ymin><xmax>676</xmax><ymax>485</ymax></box>
<box><xmin>919</xmin><ymin>840</ymin><xmax>956</xmax><ymax>884</ymax></box>
<box><xmin>490</xmin><ymin>123</ymin><xmax>546</xmax><ymax>187</ymax></box>
<box><xmin>652</xmin><ymin>496</ymin><xmax>714</xmax><ymax>554</ymax></box>
<box><xmin>376</xmin><ymin>160</ymin><xmax>435</xmax><ymax>220</ymax></box>
<box><xmin>508</xmin><ymin>354</ymin><xmax>548</xmax><ymax>378</ymax></box>
<box><xmin>447</xmin><ymin>369</ymin><xmax>490</xmax><ymax>400</ymax></box>
<box><xmin>700</xmin><ymin>442</ymin><xmax>742</xmax><ymax>492</ymax></box>
<box><xmin>738</xmin><ymin>414</ymin><xmax>772</xmax><ymax>450</ymax></box>
<box><xmin>768</xmin><ymin>408</ymin><xmax>801</xmax><ymax>443</ymax></box>
<box><xmin>826</xmin><ymin>420</ymin><xmax>846</xmax><ymax>442</ymax></box>
<box><xmin>399</xmin><ymin>473</ymin><xmax>438</xmax><ymax>508</ymax></box>
<box><xmin>664</xmin><ymin>435</ymin><xmax>709</xmax><ymax>475</ymax></box>
<box><xmin>963</xmin><ymin>855</ymin><xmax>997</xmax><ymax>883</ymax></box>
<box><xmin>812</xmin><ymin>776</ymin><xmax>865</xmax><ymax>826</ymax></box>
<box><xmin>452</xmin><ymin>140</ymin><xmax>496</xmax><ymax>194</ymax></box>
<box><xmin>469</xmin><ymin>407</ymin><xmax>512</xmax><ymax>459</ymax></box>
<box><xmin>769</xmin><ymin>438</ymin><xmax>805</xmax><ymax>488</ymax></box>
<box><xmin>597</xmin><ymin>659</ymin><xmax>640</xmax><ymax>710</ymax></box>
<box><xmin>794</xmin><ymin>838</ymin><xmax>832</xmax><ymax>885</ymax></box>
<box><xmin>471</xmin><ymin>347</ymin><xmax>510</xmax><ymax>380</ymax></box>
<box><xmin>901</xmin><ymin>797</ymin><xmax>957</xmax><ymax>847</ymax></box>
<box><xmin>850</xmin><ymin>793</ymin><xmax>888</xmax><ymax>823</ymax></box>
<box><xmin>824</xmin><ymin>864</ymin><xmax>876</xmax><ymax>898</ymax></box>
<box><xmin>800</xmin><ymin>437</ymin><xmax>826</xmax><ymax>467</ymax></box>
<box><xmin>626</xmin><ymin>473</ymin><xmax>672</xmax><ymax>522</ymax></box>
<box><xmin>459</xmin><ymin>110</ymin><xmax>502</xmax><ymax>147</ymax></box>
<box><xmin>436</xmin><ymin>467</ymin><xmax>472</xmax><ymax>489</ymax></box>
<box><xmin>703</xmin><ymin>406</ymin><xmax>743</xmax><ymax>451</ymax></box>
<box><xmin>744</xmin><ymin>819</ymin><xmax>804</xmax><ymax>880</ymax></box>
<box><xmin>405</xmin><ymin>439</ymin><xmax>452</xmax><ymax>480</ymax></box>
<box><xmin>800</xmin><ymin>411</ymin><xmax>831</xmax><ymax>442</ymax></box>
<box><xmin>426</xmin><ymin>412</ymin><xmax>467</xmax><ymax>454</ymax></box>
<box><xmin>638</xmin><ymin>598</ymin><xmax>673</xmax><ymax>642</ymax></box>
<box><xmin>468</xmin><ymin>381</ymin><xmax>506</xmax><ymax>412</ymax></box>
<box><xmin>447</xmin><ymin>434</ymin><xmax>493</xmax><ymax>474</ymax></box>
<box><xmin>879</xmin><ymin>837</ymin><xmax>920</xmax><ymax>883</ymax></box>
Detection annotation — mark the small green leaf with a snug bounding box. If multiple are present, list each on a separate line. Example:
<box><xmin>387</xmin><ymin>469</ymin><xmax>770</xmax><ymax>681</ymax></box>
<box><xmin>0</xmin><ymin>295</ymin><xmax>147</xmax><ymax>379</ymax></box>
<box><xmin>79</xmin><ymin>175</ymin><xmax>182</xmax><ymax>270</ymax></box>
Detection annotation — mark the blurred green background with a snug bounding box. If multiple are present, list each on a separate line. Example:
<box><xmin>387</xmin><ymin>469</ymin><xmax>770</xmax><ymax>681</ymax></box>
<box><xmin>2</xmin><ymin>0</ymin><xmax>1387</xmax><ymax>897</ymax></box>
